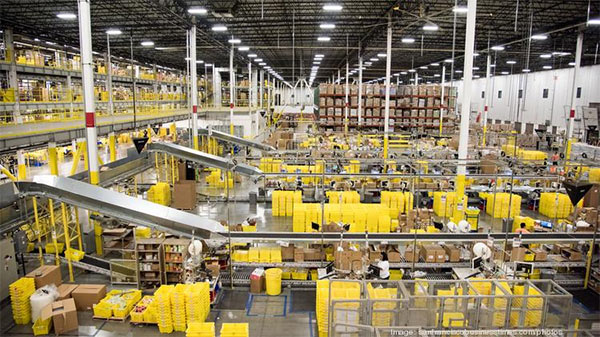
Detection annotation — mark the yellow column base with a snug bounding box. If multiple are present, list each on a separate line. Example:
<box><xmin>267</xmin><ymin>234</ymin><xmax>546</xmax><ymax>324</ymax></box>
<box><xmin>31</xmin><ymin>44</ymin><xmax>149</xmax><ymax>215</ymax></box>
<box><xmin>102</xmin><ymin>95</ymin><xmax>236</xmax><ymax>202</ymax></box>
<box><xmin>89</xmin><ymin>170</ymin><xmax>99</xmax><ymax>185</ymax></box>
<box><xmin>383</xmin><ymin>135</ymin><xmax>389</xmax><ymax>159</ymax></box>
<box><xmin>482</xmin><ymin>125</ymin><xmax>487</xmax><ymax>147</ymax></box>
<box><xmin>109</xmin><ymin>134</ymin><xmax>117</xmax><ymax>162</ymax></box>
<box><xmin>18</xmin><ymin>164</ymin><xmax>26</xmax><ymax>180</ymax></box>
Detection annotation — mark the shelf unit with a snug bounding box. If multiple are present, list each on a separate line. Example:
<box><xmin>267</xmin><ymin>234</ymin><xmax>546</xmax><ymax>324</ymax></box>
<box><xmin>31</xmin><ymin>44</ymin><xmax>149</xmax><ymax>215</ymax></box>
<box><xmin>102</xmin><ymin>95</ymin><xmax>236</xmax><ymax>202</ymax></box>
<box><xmin>102</xmin><ymin>227</ymin><xmax>135</xmax><ymax>259</ymax></box>
<box><xmin>162</xmin><ymin>238</ymin><xmax>189</xmax><ymax>284</ymax></box>
<box><xmin>136</xmin><ymin>238</ymin><xmax>164</xmax><ymax>290</ymax></box>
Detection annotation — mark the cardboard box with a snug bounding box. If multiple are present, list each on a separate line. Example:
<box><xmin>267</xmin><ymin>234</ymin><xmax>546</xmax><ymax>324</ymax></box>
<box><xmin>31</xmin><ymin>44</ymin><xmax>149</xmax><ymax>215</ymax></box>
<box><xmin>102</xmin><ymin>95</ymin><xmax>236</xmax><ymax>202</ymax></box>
<box><xmin>40</xmin><ymin>298</ymin><xmax>78</xmax><ymax>335</ymax></box>
<box><xmin>530</xmin><ymin>248</ymin><xmax>547</xmax><ymax>262</ymax></box>
<box><xmin>387</xmin><ymin>249</ymin><xmax>402</xmax><ymax>263</ymax></box>
<box><xmin>561</xmin><ymin>248</ymin><xmax>583</xmax><ymax>261</ymax></box>
<box><xmin>26</xmin><ymin>265</ymin><xmax>62</xmax><ymax>288</ymax></box>
<box><xmin>304</xmin><ymin>248</ymin><xmax>323</xmax><ymax>261</ymax></box>
<box><xmin>510</xmin><ymin>247</ymin><xmax>528</xmax><ymax>262</ymax></box>
<box><xmin>334</xmin><ymin>250</ymin><xmax>362</xmax><ymax>271</ymax></box>
<box><xmin>294</xmin><ymin>248</ymin><xmax>305</xmax><ymax>262</ymax></box>
<box><xmin>71</xmin><ymin>284</ymin><xmax>107</xmax><ymax>311</ymax></box>
<box><xmin>404</xmin><ymin>247</ymin><xmax>417</xmax><ymax>262</ymax></box>
<box><xmin>420</xmin><ymin>245</ymin><xmax>440</xmax><ymax>263</ymax></box>
<box><xmin>249</xmin><ymin>268</ymin><xmax>265</xmax><ymax>294</ymax></box>
<box><xmin>57</xmin><ymin>284</ymin><xmax>79</xmax><ymax>300</ymax></box>
<box><xmin>442</xmin><ymin>244</ymin><xmax>461</xmax><ymax>262</ymax></box>
<box><xmin>281</xmin><ymin>245</ymin><xmax>295</xmax><ymax>261</ymax></box>
<box><xmin>206</xmin><ymin>263</ymin><xmax>220</xmax><ymax>277</ymax></box>
<box><xmin>172</xmin><ymin>180</ymin><xmax>197</xmax><ymax>210</ymax></box>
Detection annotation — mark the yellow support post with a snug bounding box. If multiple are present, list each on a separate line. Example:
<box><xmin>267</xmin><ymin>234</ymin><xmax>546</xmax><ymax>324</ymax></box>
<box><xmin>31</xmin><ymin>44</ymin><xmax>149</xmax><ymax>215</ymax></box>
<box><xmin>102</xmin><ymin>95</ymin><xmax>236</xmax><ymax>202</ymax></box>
<box><xmin>48</xmin><ymin>199</ymin><xmax>60</xmax><ymax>265</ymax></box>
<box><xmin>0</xmin><ymin>165</ymin><xmax>17</xmax><ymax>181</ymax></box>
<box><xmin>32</xmin><ymin>197</ymin><xmax>44</xmax><ymax>265</ymax></box>
<box><xmin>109</xmin><ymin>132</ymin><xmax>117</xmax><ymax>162</ymax></box>
<box><xmin>584</xmin><ymin>240</ymin><xmax>593</xmax><ymax>289</ymax></box>
<box><xmin>171</xmin><ymin>155</ymin><xmax>175</xmax><ymax>186</ymax></box>
<box><xmin>155</xmin><ymin>153</ymin><xmax>160</xmax><ymax>182</ymax></box>
<box><xmin>17</xmin><ymin>150</ymin><xmax>26</xmax><ymax>180</ymax></box>
<box><xmin>74</xmin><ymin>206</ymin><xmax>83</xmax><ymax>250</ymax></box>
<box><xmin>48</xmin><ymin>142</ymin><xmax>59</xmax><ymax>176</ymax></box>
<box><xmin>170</xmin><ymin>123</ymin><xmax>177</xmax><ymax>142</ymax></box>
<box><xmin>60</xmin><ymin>203</ymin><xmax>74</xmax><ymax>282</ymax></box>
<box><xmin>83</xmin><ymin>141</ymin><xmax>89</xmax><ymax>170</ymax></box>
<box><xmin>482</xmin><ymin>124</ymin><xmax>487</xmax><ymax>147</ymax></box>
<box><xmin>574</xmin><ymin>319</ymin><xmax>580</xmax><ymax>337</ymax></box>
<box><xmin>163</xmin><ymin>153</ymin><xmax>168</xmax><ymax>183</ymax></box>
<box><xmin>97</xmin><ymin>154</ymin><xmax>104</xmax><ymax>166</ymax></box>
<box><xmin>383</xmin><ymin>134</ymin><xmax>389</xmax><ymax>159</ymax></box>
<box><xmin>70</xmin><ymin>140</ymin><xmax>84</xmax><ymax>175</ymax></box>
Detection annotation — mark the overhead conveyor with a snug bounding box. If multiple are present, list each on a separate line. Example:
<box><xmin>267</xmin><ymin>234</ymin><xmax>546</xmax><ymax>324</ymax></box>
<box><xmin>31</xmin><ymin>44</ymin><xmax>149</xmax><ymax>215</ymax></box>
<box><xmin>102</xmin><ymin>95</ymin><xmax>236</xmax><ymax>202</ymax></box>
<box><xmin>196</xmin><ymin>126</ymin><xmax>276</xmax><ymax>152</ymax></box>
<box><xmin>17</xmin><ymin>175</ymin><xmax>226</xmax><ymax>239</ymax></box>
<box><xmin>146</xmin><ymin>142</ymin><xmax>264</xmax><ymax>177</ymax></box>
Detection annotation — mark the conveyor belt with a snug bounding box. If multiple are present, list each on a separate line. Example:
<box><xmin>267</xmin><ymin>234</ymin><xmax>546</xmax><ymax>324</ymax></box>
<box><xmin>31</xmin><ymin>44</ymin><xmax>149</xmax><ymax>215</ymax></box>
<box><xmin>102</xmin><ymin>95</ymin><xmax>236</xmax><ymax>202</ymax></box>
<box><xmin>226</xmin><ymin>231</ymin><xmax>595</xmax><ymax>243</ymax></box>
<box><xmin>23</xmin><ymin>253</ymin><xmax>125</xmax><ymax>278</ymax></box>
<box><xmin>197</xmin><ymin>127</ymin><xmax>275</xmax><ymax>152</ymax></box>
<box><xmin>17</xmin><ymin>175</ymin><xmax>226</xmax><ymax>239</ymax></box>
<box><xmin>146</xmin><ymin>142</ymin><xmax>263</xmax><ymax>177</ymax></box>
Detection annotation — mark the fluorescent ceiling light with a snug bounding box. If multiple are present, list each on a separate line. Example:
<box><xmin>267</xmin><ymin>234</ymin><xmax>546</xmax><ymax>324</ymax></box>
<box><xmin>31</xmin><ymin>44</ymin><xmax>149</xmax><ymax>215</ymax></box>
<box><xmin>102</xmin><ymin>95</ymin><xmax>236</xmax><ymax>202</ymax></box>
<box><xmin>315</xmin><ymin>54</ymin><xmax>325</xmax><ymax>58</ymax></box>
<box><xmin>377</xmin><ymin>53</ymin><xmax>387</xmax><ymax>58</ymax></box>
<box><xmin>473</xmin><ymin>75</ymin><xmax>480</xmax><ymax>78</ymax></box>
<box><xmin>408</xmin><ymin>69</ymin><xmax>416</xmax><ymax>73</ymax></box>
<box><xmin>553</xmin><ymin>52</ymin><xmax>570</xmax><ymax>56</ymax></box>
<box><xmin>323</xmin><ymin>4</ymin><xmax>343</xmax><ymax>11</ymax></box>
<box><xmin>522</xmin><ymin>68</ymin><xmax>531</xmax><ymax>73</ymax></box>
<box><xmin>400</xmin><ymin>71</ymin><xmax>408</xmax><ymax>75</ymax></box>
<box><xmin>141</xmin><ymin>41</ymin><xmax>154</xmax><ymax>47</ymax></box>
<box><xmin>228</xmin><ymin>38</ymin><xmax>241</xmax><ymax>44</ymax></box>
<box><xmin>187</xmin><ymin>7</ymin><xmax>207</xmax><ymax>14</ymax></box>
<box><xmin>473</xmin><ymin>53</ymin><xmax>480</xmax><ymax>57</ymax></box>
<box><xmin>588</xmin><ymin>18</ymin><xmax>600</xmax><ymax>25</ymax></box>
<box><xmin>455</xmin><ymin>70</ymin><xmax>463</xmax><ymax>73</ymax></box>
<box><xmin>255</xmin><ymin>58</ymin><xmax>263</xmax><ymax>62</ymax></box>
<box><xmin>490</xmin><ymin>64</ymin><xmax>496</xmax><ymax>67</ymax></box>
<box><xmin>238</xmin><ymin>46</ymin><xmax>249</xmax><ymax>51</ymax></box>
<box><xmin>317</xmin><ymin>36</ymin><xmax>331</xmax><ymax>42</ymax></box>
<box><xmin>540</xmin><ymin>54</ymin><xmax>552</xmax><ymax>59</ymax></box>
<box><xmin>430</xmin><ymin>63</ymin><xmax>440</xmax><ymax>66</ymax></box>
<box><xmin>370</xmin><ymin>58</ymin><xmax>379</xmax><ymax>62</ymax></box>
<box><xmin>106</xmin><ymin>29</ymin><xmax>122</xmax><ymax>35</ymax></box>
<box><xmin>364</xmin><ymin>61</ymin><xmax>372</xmax><ymax>65</ymax></box>
<box><xmin>212</xmin><ymin>25</ymin><xmax>227</xmax><ymax>32</ymax></box>
<box><xmin>444</xmin><ymin>59</ymin><xmax>453</xmax><ymax>63</ymax></box>
<box><xmin>196</xmin><ymin>60</ymin><xmax>204</xmax><ymax>64</ymax></box>
<box><xmin>423</xmin><ymin>23</ymin><xmax>439</xmax><ymax>31</ymax></box>
<box><xmin>543</xmin><ymin>65</ymin><xmax>552</xmax><ymax>69</ymax></box>
<box><xmin>184</xmin><ymin>57</ymin><xmax>190</xmax><ymax>61</ymax></box>
<box><xmin>419</xmin><ymin>66</ymin><xmax>428</xmax><ymax>69</ymax></box>
<box><xmin>401</xmin><ymin>37</ymin><xmax>415</xmax><ymax>43</ymax></box>
<box><xmin>320</xmin><ymin>23</ymin><xmax>336</xmax><ymax>29</ymax></box>
<box><xmin>434</xmin><ymin>74</ymin><xmax>440</xmax><ymax>77</ymax></box>
<box><xmin>259</xmin><ymin>62</ymin><xmax>266</xmax><ymax>66</ymax></box>
<box><xmin>472</xmin><ymin>67</ymin><xmax>480</xmax><ymax>70</ymax></box>
<box><xmin>491</xmin><ymin>45</ymin><xmax>505</xmax><ymax>51</ymax></box>
<box><xmin>506</xmin><ymin>60</ymin><xmax>516</xmax><ymax>64</ymax></box>
<box><xmin>531</xmin><ymin>34</ymin><xmax>548</xmax><ymax>40</ymax></box>
<box><xmin>501</xmin><ymin>71</ymin><xmax>509</xmax><ymax>75</ymax></box>
<box><xmin>313</xmin><ymin>61</ymin><xmax>321</xmax><ymax>65</ymax></box>
<box><xmin>568</xmin><ymin>62</ymin><xmax>576</xmax><ymax>66</ymax></box>
<box><xmin>453</xmin><ymin>6</ymin><xmax>469</xmax><ymax>13</ymax></box>
<box><xmin>34</xmin><ymin>38</ymin><xmax>40</xmax><ymax>41</ymax></box>
<box><xmin>264</xmin><ymin>66</ymin><xmax>271</xmax><ymax>69</ymax></box>
<box><xmin>248</xmin><ymin>54</ymin><xmax>257</xmax><ymax>58</ymax></box>
<box><xmin>57</xmin><ymin>13</ymin><xmax>76</xmax><ymax>20</ymax></box>
<box><xmin>46</xmin><ymin>41</ymin><xmax>56</xmax><ymax>45</ymax></box>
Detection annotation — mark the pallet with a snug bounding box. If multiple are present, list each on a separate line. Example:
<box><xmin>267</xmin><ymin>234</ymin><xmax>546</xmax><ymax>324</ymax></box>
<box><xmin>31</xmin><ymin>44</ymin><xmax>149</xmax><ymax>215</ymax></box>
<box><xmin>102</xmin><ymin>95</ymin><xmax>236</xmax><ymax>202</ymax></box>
<box><xmin>93</xmin><ymin>315</ymin><xmax>129</xmax><ymax>322</ymax></box>
<box><xmin>130</xmin><ymin>320</ymin><xmax>158</xmax><ymax>326</ymax></box>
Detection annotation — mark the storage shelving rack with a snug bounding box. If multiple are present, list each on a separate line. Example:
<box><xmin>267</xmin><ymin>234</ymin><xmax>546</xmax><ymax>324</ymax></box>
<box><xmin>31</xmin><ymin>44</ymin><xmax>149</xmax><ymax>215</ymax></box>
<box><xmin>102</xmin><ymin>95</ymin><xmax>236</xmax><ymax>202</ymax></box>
<box><xmin>162</xmin><ymin>238</ymin><xmax>190</xmax><ymax>284</ymax></box>
<box><xmin>102</xmin><ymin>227</ymin><xmax>135</xmax><ymax>260</ymax></box>
<box><xmin>136</xmin><ymin>238</ymin><xmax>165</xmax><ymax>290</ymax></box>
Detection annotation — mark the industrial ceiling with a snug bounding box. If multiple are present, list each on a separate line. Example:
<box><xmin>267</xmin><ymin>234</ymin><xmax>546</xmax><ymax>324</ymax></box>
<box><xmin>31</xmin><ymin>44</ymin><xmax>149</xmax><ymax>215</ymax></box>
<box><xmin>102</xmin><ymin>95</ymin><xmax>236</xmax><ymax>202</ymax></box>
<box><xmin>1</xmin><ymin>0</ymin><xmax>599</xmax><ymax>84</ymax></box>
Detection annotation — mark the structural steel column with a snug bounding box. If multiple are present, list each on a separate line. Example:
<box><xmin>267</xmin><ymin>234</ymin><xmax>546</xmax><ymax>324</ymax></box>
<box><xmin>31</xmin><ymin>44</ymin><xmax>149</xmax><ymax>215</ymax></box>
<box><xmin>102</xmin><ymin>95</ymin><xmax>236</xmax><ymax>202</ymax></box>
<box><xmin>78</xmin><ymin>0</ymin><xmax>99</xmax><ymax>185</ymax></box>
<box><xmin>482</xmin><ymin>53</ymin><xmax>491</xmax><ymax>146</ymax></box>
<box><xmin>17</xmin><ymin>150</ymin><xmax>26</xmax><ymax>180</ymax></box>
<box><xmin>109</xmin><ymin>132</ymin><xmax>117</xmax><ymax>162</ymax></box>
<box><xmin>456</xmin><ymin>0</ymin><xmax>477</xmax><ymax>211</ymax></box>
<box><xmin>567</xmin><ymin>32</ymin><xmax>584</xmax><ymax>146</ymax></box>
<box><xmin>229</xmin><ymin>45</ymin><xmax>235</xmax><ymax>135</ymax></box>
<box><xmin>344</xmin><ymin>54</ymin><xmax>350</xmax><ymax>134</ymax></box>
<box><xmin>358</xmin><ymin>44</ymin><xmax>363</xmax><ymax>126</ymax></box>
<box><xmin>190</xmin><ymin>26</ymin><xmax>199</xmax><ymax>150</ymax></box>
<box><xmin>106</xmin><ymin>35</ymin><xmax>114</xmax><ymax>115</ymax></box>
<box><xmin>383</xmin><ymin>15</ymin><xmax>392</xmax><ymax>159</ymax></box>
<box><xmin>5</xmin><ymin>29</ymin><xmax>21</xmax><ymax>124</ymax></box>
<box><xmin>439</xmin><ymin>65</ymin><xmax>446</xmax><ymax>137</ymax></box>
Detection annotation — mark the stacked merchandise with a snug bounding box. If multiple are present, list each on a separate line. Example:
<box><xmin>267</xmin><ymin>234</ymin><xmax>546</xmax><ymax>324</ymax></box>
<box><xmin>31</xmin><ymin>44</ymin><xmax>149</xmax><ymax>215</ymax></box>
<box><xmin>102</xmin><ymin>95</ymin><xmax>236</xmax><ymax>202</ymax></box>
<box><xmin>93</xmin><ymin>289</ymin><xmax>142</xmax><ymax>319</ymax></box>
<box><xmin>186</xmin><ymin>322</ymin><xmax>215</xmax><ymax>337</ymax></box>
<box><xmin>258</xmin><ymin>158</ymin><xmax>283</xmax><ymax>173</ymax></box>
<box><xmin>205</xmin><ymin>169</ymin><xmax>233</xmax><ymax>188</ymax></box>
<box><xmin>220</xmin><ymin>323</ymin><xmax>249</xmax><ymax>337</ymax></box>
<box><xmin>367</xmin><ymin>283</ymin><xmax>396</xmax><ymax>327</ymax></box>
<box><xmin>539</xmin><ymin>193</ymin><xmax>574</xmax><ymax>218</ymax></box>
<box><xmin>130</xmin><ymin>296</ymin><xmax>155</xmax><ymax>323</ymax></box>
<box><xmin>155</xmin><ymin>285</ymin><xmax>175</xmax><ymax>333</ymax></box>
<box><xmin>248</xmin><ymin>247</ymin><xmax>259</xmax><ymax>263</ymax></box>
<box><xmin>185</xmin><ymin>282</ymin><xmax>211</xmax><ymax>324</ymax></box>
<box><xmin>510</xmin><ymin>285</ymin><xmax>543</xmax><ymax>327</ymax></box>
<box><xmin>590</xmin><ymin>168</ymin><xmax>600</xmax><ymax>183</ymax></box>
<box><xmin>381</xmin><ymin>191</ymin><xmax>408</xmax><ymax>218</ymax></box>
<box><xmin>9</xmin><ymin>278</ymin><xmax>36</xmax><ymax>324</ymax></box>
<box><xmin>469</xmin><ymin>279</ymin><xmax>511</xmax><ymax>327</ymax></box>
<box><xmin>147</xmin><ymin>182</ymin><xmax>171</xmax><ymax>206</ymax></box>
<box><xmin>518</xmin><ymin>150</ymin><xmax>547</xmax><ymax>162</ymax></box>
<box><xmin>292</xmin><ymin>203</ymin><xmax>322</xmax><ymax>232</ymax></box>
<box><xmin>232</xmin><ymin>249</ymin><xmax>249</xmax><ymax>262</ymax></box>
<box><xmin>433</xmin><ymin>192</ymin><xmax>459</xmax><ymax>217</ymax></box>
<box><xmin>272</xmin><ymin>190</ymin><xmax>302</xmax><ymax>216</ymax></box>
<box><xmin>326</xmin><ymin>191</ymin><xmax>360</xmax><ymax>204</ymax></box>
<box><xmin>171</xmin><ymin>284</ymin><xmax>189</xmax><ymax>331</ymax></box>
<box><xmin>484</xmin><ymin>193</ymin><xmax>521</xmax><ymax>218</ymax></box>
<box><xmin>316</xmin><ymin>280</ymin><xmax>361</xmax><ymax>337</ymax></box>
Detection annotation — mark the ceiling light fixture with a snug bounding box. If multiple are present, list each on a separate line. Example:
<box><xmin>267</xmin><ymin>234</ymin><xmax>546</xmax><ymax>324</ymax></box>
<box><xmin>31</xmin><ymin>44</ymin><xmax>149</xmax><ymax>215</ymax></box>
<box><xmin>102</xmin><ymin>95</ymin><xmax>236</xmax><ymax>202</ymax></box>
<box><xmin>568</xmin><ymin>62</ymin><xmax>576</xmax><ymax>66</ymax></box>
<box><xmin>587</xmin><ymin>17</ymin><xmax>600</xmax><ymax>25</ymax></box>
<box><xmin>444</xmin><ymin>59</ymin><xmax>453</xmax><ymax>63</ymax></box>
<box><xmin>320</xmin><ymin>23</ymin><xmax>336</xmax><ymax>29</ymax></box>
<box><xmin>491</xmin><ymin>45</ymin><xmax>505</xmax><ymax>51</ymax></box>
<box><xmin>540</xmin><ymin>54</ymin><xmax>552</xmax><ymax>59</ymax></box>
<box><xmin>522</xmin><ymin>68</ymin><xmax>531</xmax><ymax>73</ymax></box>
<box><xmin>323</xmin><ymin>4</ymin><xmax>343</xmax><ymax>11</ymax></box>
<box><xmin>255</xmin><ymin>58</ymin><xmax>263</xmax><ymax>62</ymax></box>
<box><xmin>212</xmin><ymin>25</ymin><xmax>227</xmax><ymax>32</ymax></box>
<box><xmin>377</xmin><ymin>53</ymin><xmax>387</xmax><ymax>58</ymax></box>
<box><xmin>408</xmin><ymin>69</ymin><xmax>416</xmax><ymax>73</ymax></box>
<box><xmin>501</xmin><ymin>71</ymin><xmax>509</xmax><ymax>75</ymax></box>
<box><xmin>106</xmin><ymin>29</ymin><xmax>122</xmax><ymax>35</ymax></box>
<box><xmin>141</xmin><ymin>41</ymin><xmax>154</xmax><ymax>47</ymax></box>
<box><xmin>473</xmin><ymin>67</ymin><xmax>480</xmax><ymax>70</ymax></box>
<box><xmin>419</xmin><ymin>66</ymin><xmax>428</xmax><ymax>70</ymax></box>
<box><xmin>315</xmin><ymin>54</ymin><xmax>325</xmax><ymax>58</ymax></box>
<box><xmin>430</xmin><ymin>63</ymin><xmax>440</xmax><ymax>66</ymax></box>
<box><xmin>248</xmin><ymin>54</ymin><xmax>257</xmax><ymax>58</ymax></box>
<box><xmin>238</xmin><ymin>46</ymin><xmax>250</xmax><ymax>51</ymax></box>
<box><xmin>370</xmin><ymin>58</ymin><xmax>379</xmax><ymax>62</ymax></box>
<box><xmin>453</xmin><ymin>6</ymin><xmax>469</xmax><ymax>13</ymax></box>
<box><xmin>401</xmin><ymin>37</ymin><xmax>415</xmax><ymax>43</ymax></box>
<box><xmin>57</xmin><ymin>13</ymin><xmax>76</xmax><ymax>20</ymax></box>
<box><xmin>543</xmin><ymin>65</ymin><xmax>552</xmax><ymax>69</ymax></box>
<box><xmin>318</xmin><ymin>36</ymin><xmax>331</xmax><ymax>42</ymax></box>
<box><xmin>187</xmin><ymin>7</ymin><xmax>207</xmax><ymax>15</ymax></box>
<box><xmin>434</xmin><ymin>74</ymin><xmax>440</xmax><ymax>77</ymax></box>
<box><xmin>506</xmin><ymin>60</ymin><xmax>516</xmax><ymax>64</ymax></box>
<box><xmin>423</xmin><ymin>23</ymin><xmax>439</xmax><ymax>31</ymax></box>
<box><xmin>228</xmin><ymin>38</ymin><xmax>241</xmax><ymax>44</ymax></box>
<box><xmin>259</xmin><ymin>62</ymin><xmax>266</xmax><ymax>66</ymax></box>
<box><xmin>531</xmin><ymin>34</ymin><xmax>548</xmax><ymax>40</ymax></box>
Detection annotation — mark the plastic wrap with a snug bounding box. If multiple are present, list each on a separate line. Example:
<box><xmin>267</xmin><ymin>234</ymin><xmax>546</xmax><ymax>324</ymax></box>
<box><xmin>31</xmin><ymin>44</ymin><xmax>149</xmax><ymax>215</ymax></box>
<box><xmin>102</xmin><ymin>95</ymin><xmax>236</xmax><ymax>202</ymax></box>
<box><xmin>30</xmin><ymin>284</ymin><xmax>59</xmax><ymax>322</ymax></box>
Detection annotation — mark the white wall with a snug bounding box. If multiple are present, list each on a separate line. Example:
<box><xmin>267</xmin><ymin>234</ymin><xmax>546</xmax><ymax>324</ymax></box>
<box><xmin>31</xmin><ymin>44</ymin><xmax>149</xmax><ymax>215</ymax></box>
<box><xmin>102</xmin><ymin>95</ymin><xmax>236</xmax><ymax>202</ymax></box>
<box><xmin>454</xmin><ymin>64</ymin><xmax>600</xmax><ymax>130</ymax></box>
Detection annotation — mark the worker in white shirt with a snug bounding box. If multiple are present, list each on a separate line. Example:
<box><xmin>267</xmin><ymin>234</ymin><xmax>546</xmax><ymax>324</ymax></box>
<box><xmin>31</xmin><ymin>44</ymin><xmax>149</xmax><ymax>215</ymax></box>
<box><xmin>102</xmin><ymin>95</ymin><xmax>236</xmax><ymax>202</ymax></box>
<box><xmin>377</xmin><ymin>252</ymin><xmax>390</xmax><ymax>280</ymax></box>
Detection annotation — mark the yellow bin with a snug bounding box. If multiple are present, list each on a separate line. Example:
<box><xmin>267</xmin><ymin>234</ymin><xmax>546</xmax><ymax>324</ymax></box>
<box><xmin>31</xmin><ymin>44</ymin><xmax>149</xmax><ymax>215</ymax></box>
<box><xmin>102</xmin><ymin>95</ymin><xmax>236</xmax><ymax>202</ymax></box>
<box><xmin>265</xmin><ymin>268</ymin><xmax>283</xmax><ymax>296</ymax></box>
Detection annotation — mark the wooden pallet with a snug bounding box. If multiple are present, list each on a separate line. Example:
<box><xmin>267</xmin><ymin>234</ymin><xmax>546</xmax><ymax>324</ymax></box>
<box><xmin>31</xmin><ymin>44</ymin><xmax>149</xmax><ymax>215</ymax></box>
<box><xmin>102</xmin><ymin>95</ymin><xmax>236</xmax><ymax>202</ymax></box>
<box><xmin>130</xmin><ymin>320</ymin><xmax>158</xmax><ymax>325</ymax></box>
<box><xmin>93</xmin><ymin>315</ymin><xmax>129</xmax><ymax>322</ymax></box>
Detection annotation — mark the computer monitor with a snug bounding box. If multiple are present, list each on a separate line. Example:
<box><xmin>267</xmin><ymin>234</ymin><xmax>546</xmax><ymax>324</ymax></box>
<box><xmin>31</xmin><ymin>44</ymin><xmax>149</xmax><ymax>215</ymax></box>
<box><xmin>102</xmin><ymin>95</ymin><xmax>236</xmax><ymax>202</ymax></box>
<box><xmin>471</xmin><ymin>256</ymin><xmax>483</xmax><ymax>269</ymax></box>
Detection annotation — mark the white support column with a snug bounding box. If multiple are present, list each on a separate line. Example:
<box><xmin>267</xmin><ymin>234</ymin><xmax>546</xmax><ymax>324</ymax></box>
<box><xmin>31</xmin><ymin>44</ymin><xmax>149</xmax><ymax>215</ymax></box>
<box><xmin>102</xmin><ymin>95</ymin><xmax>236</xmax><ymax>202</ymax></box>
<box><xmin>567</xmin><ymin>32</ymin><xmax>584</xmax><ymax>141</ymax></box>
<box><xmin>106</xmin><ymin>35</ymin><xmax>114</xmax><ymax>115</ymax></box>
<box><xmin>260</xmin><ymin>70</ymin><xmax>264</xmax><ymax>109</ymax></box>
<box><xmin>78</xmin><ymin>0</ymin><xmax>99</xmax><ymax>185</ymax></box>
<box><xmin>229</xmin><ymin>45</ymin><xmax>235</xmax><ymax>135</ymax></box>
<box><xmin>5</xmin><ymin>29</ymin><xmax>21</xmax><ymax>124</ymax></box>
<box><xmin>190</xmin><ymin>26</ymin><xmax>199</xmax><ymax>150</ymax></box>
<box><xmin>414</xmin><ymin>72</ymin><xmax>419</xmax><ymax>85</ymax></box>
<box><xmin>337</xmin><ymin>69</ymin><xmax>341</xmax><ymax>84</ymax></box>
<box><xmin>456</xmin><ymin>0</ymin><xmax>477</xmax><ymax>202</ymax></box>
<box><xmin>344</xmin><ymin>56</ymin><xmax>350</xmax><ymax>133</ymax></box>
<box><xmin>67</xmin><ymin>75</ymin><xmax>74</xmax><ymax>115</ymax></box>
<box><xmin>248</xmin><ymin>61</ymin><xmax>252</xmax><ymax>111</ymax></box>
<box><xmin>212</xmin><ymin>65</ymin><xmax>218</xmax><ymax>108</ymax></box>
<box><xmin>439</xmin><ymin>65</ymin><xmax>446</xmax><ymax>136</ymax></box>
<box><xmin>482</xmin><ymin>52</ymin><xmax>492</xmax><ymax>146</ymax></box>
<box><xmin>383</xmin><ymin>15</ymin><xmax>392</xmax><ymax>159</ymax></box>
<box><xmin>358</xmin><ymin>47</ymin><xmax>363</xmax><ymax>126</ymax></box>
<box><xmin>267</xmin><ymin>74</ymin><xmax>271</xmax><ymax>110</ymax></box>
<box><xmin>152</xmin><ymin>64</ymin><xmax>158</xmax><ymax>109</ymax></box>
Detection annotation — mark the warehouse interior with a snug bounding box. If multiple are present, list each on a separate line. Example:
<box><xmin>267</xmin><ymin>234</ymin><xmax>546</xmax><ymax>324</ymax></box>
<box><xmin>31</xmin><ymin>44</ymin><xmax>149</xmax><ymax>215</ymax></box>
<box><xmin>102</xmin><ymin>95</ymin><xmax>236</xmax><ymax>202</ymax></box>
<box><xmin>0</xmin><ymin>0</ymin><xmax>600</xmax><ymax>336</ymax></box>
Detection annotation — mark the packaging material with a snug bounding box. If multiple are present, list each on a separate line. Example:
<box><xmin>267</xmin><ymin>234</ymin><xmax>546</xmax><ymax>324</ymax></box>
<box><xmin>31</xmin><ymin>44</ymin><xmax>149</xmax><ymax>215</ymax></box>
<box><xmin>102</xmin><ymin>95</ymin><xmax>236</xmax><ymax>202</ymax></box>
<box><xmin>171</xmin><ymin>180</ymin><xmax>197</xmax><ymax>210</ymax></box>
<box><xmin>26</xmin><ymin>265</ymin><xmax>62</xmax><ymax>289</ymax></box>
<box><xmin>40</xmin><ymin>298</ymin><xmax>78</xmax><ymax>335</ymax></box>
<box><xmin>56</xmin><ymin>284</ymin><xmax>79</xmax><ymax>300</ymax></box>
<box><xmin>250</xmin><ymin>268</ymin><xmax>265</xmax><ymax>294</ymax></box>
<box><xmin>294</xmin><ymin>248</ymin><xmax>305</xmax><ymax>262</ymax></box>
<box><xmin>304</xmin><ymin>248</ymin><xmax>324</xmax><ymax>261</ymax></box>
<box><xmin>420</xmin><ymin>245</ymin><xmax>446</xmax><ymax>263</ymax></box>
<box><xmin>71</xmin><ymin>284</ymin><xmax>107</xmax><ymax>311</ymax></box>
<box><xmin>404</xmin><ymin>247</ymin><xmax>417</xmax><ymax>262</ymax></box>
<box><xmin>510</xmin><ymin>247</ymin><xmax>528</xmax><ymax>262</ymax></box>
<box><xmin>442</xmin><ymin>244</ymin><xmax>461</xmax><ymax>262</ymax></box>
<box><xmin>206</xmin><ymin>263</ymin><xmax>220</xmax><ymax>277</ymax></box>
<box><xmin>334</xmin><ymin>249</ymin><xmax>362</xmax><ymax>271</ymax></box>
<box><xmin>30</xmin><ymin>284</ymin><xmax>59</xmax><ymax>322</ymax></box>
<box><xmin>561</xmin><ymin>248</ymin><xmax>583</xmax><ymax>261</ymax></box>
<box><xmin>530</xmin><ymin>248</ymin><xmax>547</xmax><ymax>262</ymax></box>
<box><xmin>281</xmin><ymin>245</ymin><xmax>295</xmax><ymax>261</ymax></box>
<box><xmin>387</xmin><ymin>248</ymin><xmax>402</xmax><ymax>263</ymax></box>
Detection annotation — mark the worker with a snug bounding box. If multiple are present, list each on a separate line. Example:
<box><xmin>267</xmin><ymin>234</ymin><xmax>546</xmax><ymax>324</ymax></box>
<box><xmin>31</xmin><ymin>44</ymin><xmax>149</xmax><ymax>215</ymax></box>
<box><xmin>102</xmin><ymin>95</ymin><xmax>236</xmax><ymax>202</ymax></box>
<box><xmin>515</xmin><ymin>222</ymin><xmax>530</xmax><ymax>234</ymax></box>
<box><xmin>377</xmin><ymin>252</ymin><xmax>390</xmax><ymax>280</ymax></box>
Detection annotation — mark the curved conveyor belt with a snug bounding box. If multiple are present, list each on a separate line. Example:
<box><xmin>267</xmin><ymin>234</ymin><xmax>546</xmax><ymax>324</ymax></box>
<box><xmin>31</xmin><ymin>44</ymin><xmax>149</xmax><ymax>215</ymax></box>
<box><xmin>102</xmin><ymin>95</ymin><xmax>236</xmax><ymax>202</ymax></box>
<box><xmin>196</xmin><ymin>127</ymin><xmax>275</xmax><ymax>152</ymax></box>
